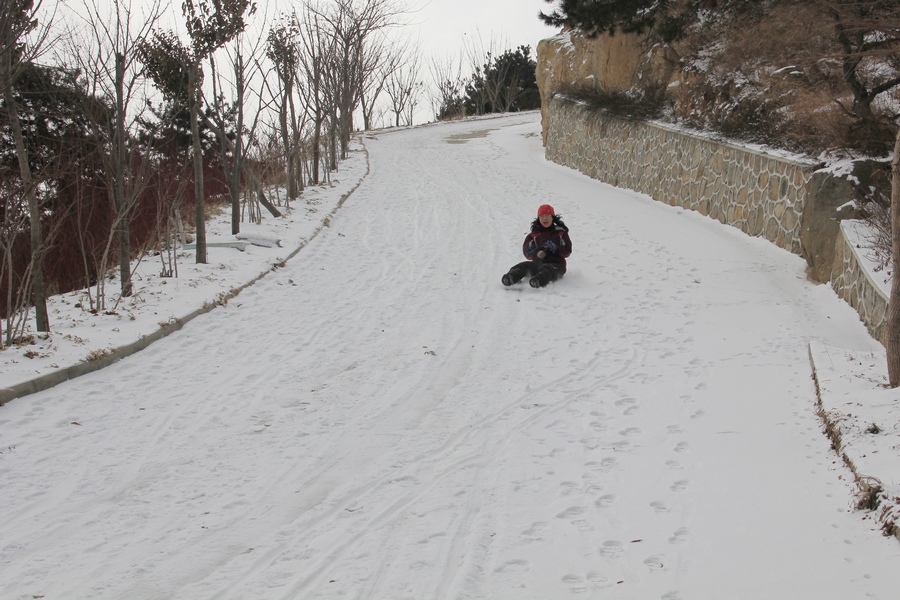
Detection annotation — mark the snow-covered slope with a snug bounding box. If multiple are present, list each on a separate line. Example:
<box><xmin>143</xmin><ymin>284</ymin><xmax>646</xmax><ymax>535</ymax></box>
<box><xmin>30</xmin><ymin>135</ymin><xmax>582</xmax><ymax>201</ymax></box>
<box><xmin>1</xmin><ymin>112</ymin><xmax>899</xmax><ymax>599</ymax></box>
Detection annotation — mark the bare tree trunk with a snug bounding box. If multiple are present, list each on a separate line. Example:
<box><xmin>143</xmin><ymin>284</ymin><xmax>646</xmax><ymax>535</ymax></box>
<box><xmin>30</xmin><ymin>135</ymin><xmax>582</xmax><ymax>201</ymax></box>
<box><xmin>189</xmin><ymin>63</ymin><xmax>207</xmax><ymax>263</ymax></box>
<box><xmin>2</xmin><ymin>55</ymin><xmax>49</xmax><ymax>332</ymax></box>
<box><xmin>198</xmin><ymin>104</ymin><xmax>282</xmax><ymax>220</ymax></box>
<box><xmin>68</xmin><ymin>0</ymin><xmax>165</xmax><ymax>299</ymax></box>
<box><xmin>288</xmin><ymin>86</ymin><xmax>304</xmax><ymax>195</ymax></box>
<box><xmin>887</xmin><ymin>128</ymin><xmax>900</xmax><ymax>386</ymax></box>
<box><xmin>280</xmin><ymin>84</ymin><xmax>296</xmax><ymax>200</ymax></box>
<box><xmin>312</xmin><ymin>110</ymin><xmax>322</xmax><ymax>183</ymax></box>
<box><xmin>329</xmin><ymin>112</ymin><xmax>338</xmax><ymax>170</ymax></box>
<box><xmin>231</xmin><ymin>50</ymin><xmax>244</xmax><ymax>234</ymax></box>
<box><xmin>114</xmin><ymin>52</ymin><xmax>133</xmax><ymax>296</ymax></box>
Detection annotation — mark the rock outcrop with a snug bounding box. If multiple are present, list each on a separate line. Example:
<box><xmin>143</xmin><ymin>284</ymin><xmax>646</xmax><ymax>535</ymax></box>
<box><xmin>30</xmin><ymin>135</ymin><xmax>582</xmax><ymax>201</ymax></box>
<box><xmin>536</xmin><ymin>29</ymin><xmax>680</xmax><ymax>145</ymax></box>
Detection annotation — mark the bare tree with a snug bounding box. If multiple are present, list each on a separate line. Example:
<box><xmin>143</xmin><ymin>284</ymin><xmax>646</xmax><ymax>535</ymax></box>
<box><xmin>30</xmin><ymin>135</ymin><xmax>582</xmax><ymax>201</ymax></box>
<box><xmin>208</xmin><ymin>27</ymin><xmax>271</xmax><ymax>234</ymax></box>
<box><xmin>267</xmin><ymin>14</ymin><xmax>303</xmax><ymax>201</ymax></box>
<box><xmin>198</xmin><ymin>50</ymin><xmax>283</xmax><ymax>222</ymax></box>
<box><xmin>384</xmin><ymin>44</ymin><xmax>422</xmax><ymax>127</ymax></box>
<box><xmin>888</xmin><ymin>128</ymin><xmax>900</xmax><ymax>385</ymax></box>
<box><xmin>1</xmin><ymin>179</ymin><xmax>31</xmax><ymax>345</ymax></box>
<box><xmin>429</xmin><ymin>53</ymin><xmax>465</xmax><ymax>120</ymax></box>
<box><xmin>462</xmin><ymin>31</ymin><xmax>513</xmax><ymax>116</ymax></box>
<box><xmin>297</xmin><ymin>3</ymin><xmax>337</xmax><ymax>184</ymax></box>
<box><xmin>816</xmin><ymin>1</ymin><xmax>900</xmax><ymax>385</ymax></box>
<box><xmin>822</xmin><ymin>0</ymin><xmax>900</xmax><ymax>149</ymax></box>
<box><xmin>0</xmin><ymin>0</ymin><xmax>53</xmax><ymax>332</ymax></box>
<box><xmin>64</xmin><ymin>0</ymin><xmax>163</xmax><ymax>303</ymax></box>
<box><xmin>0</xmin><ymin>190</ymin><xmax>68</xmax><ymax>345</ymax></box>
<box><xmin>306</xmin><ymin>0</ymin><xmax>406</xmax><ymax>157</ymax></box>
<box><xmin>185</xmin><ymin>0</ymin><xmax>257</xmax><ymax>262</ymax></box>
<box><xmin>357</xmin><ymin>25</ymin><xmax>409</xmax><ymax>130</ymax></box>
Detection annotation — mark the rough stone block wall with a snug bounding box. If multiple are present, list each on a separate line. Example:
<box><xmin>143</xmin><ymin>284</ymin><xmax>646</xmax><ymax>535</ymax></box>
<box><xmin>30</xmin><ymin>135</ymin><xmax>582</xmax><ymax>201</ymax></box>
<box><xmin>830</xmin><ymin>223</ymin><xmax>889</xmax><ymax>344</ymax></box>
<box><xmin>545</xmin><ymin>95</ymin><xmax>816</xmax><ymax>254</ymax></box>
<box><xmin>544</xmin><ymin>94</ymin><xmax>888</xmax><ymax>344</ymax></box>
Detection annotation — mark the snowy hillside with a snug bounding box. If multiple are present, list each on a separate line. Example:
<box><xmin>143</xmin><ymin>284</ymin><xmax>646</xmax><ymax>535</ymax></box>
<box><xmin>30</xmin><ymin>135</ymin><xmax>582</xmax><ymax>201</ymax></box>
<box><xmin>1</xmin><ymin>112</ymin><xmax>899</xmax><ymax>600</ymax></box>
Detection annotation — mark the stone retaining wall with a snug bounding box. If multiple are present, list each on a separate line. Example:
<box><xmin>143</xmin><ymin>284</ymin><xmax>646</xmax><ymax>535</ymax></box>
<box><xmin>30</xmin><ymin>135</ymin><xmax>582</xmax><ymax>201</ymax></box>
<box><xmin>543</xmin><ymin>94</ymin><xmax>888</xmax><ymax>343</ymax></box>
<box><xmin>830</xmin><ymin>222</ymin><xmax>889</xmax><ymax>344</ymax></box>
<box><xmin>545</xmin><ymin>95</ymin><xmax>816</xmax><ymax>254</ymax></box>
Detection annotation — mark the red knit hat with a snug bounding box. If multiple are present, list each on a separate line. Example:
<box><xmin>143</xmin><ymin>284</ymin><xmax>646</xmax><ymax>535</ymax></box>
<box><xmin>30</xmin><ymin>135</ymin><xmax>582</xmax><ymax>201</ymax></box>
<box><xmin>537</xmin><ymin>204</ymin><xmax>555</xmax><ymax>217</ymax></box>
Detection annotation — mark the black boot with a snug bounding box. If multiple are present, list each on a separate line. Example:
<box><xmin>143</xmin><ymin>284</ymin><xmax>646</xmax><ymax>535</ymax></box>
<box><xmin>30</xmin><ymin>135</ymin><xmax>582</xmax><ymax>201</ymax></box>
<box><xmin>501</xmin><ymin>273</ymin><xmax>515</xmax><ymax>286</ymax></box>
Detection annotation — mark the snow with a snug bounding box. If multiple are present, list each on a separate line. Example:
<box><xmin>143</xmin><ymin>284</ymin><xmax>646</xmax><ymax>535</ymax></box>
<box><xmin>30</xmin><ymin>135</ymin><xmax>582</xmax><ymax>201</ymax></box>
<box><xmin>549</xmin><ymin>29</ymin><xmax>576</xmax><ymax>54</ymax></box>
<box><xmin>2</xmin><ymin>111</ymin><xmax>900</xmax><ymax>599</ymax></box>
<box><xmin>841</xmin><ymin>219</ymin><xmax>892</xmax><ymax>295</ymax></box>
<box><xmin>816</xmin><ymin>156</ymin><xmax>863</xmax><ymax>185</ymax></box>
<box><xmin>810</xmin><ymin>341</ymin><xmax>900</xmax><ymax>540</ymax></box>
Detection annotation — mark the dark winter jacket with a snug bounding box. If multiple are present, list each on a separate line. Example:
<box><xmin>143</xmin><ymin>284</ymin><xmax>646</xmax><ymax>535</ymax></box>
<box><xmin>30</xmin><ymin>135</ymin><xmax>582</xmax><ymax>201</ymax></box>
<box><xmin>523</xmin><ymin>216</ymin><xmax>572</xmax><ymax>269</ymax></box>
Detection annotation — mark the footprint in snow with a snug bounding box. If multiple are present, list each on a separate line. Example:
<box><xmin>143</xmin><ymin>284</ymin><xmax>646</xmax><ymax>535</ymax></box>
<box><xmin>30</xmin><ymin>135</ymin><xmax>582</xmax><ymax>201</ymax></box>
<box><xmin>598</xmin><ymin>457</ymin><xmax>617</xmax><ymax>472</ymax></box>
<box><xmin>644</xmin><ymin>555</ymin><xmax>666</xmax><ymax>571</ymax></box>
<box><xmin>559</xmin><ymin>481</ymin><xmax>580</xmax><ymax>496</ymax></box>
<box><xmin>611</xmin><ymin>439</ymin><xmax>630</xmax><ymax>451</ymax></box>
<box><xmin>586</xmin><ymin>571</ymin><xmax>611</xmax><ymax>586</ymax></box>
<box><xmin>522</xmin><ymin>521</ymin><xmax>548</xmax><ymax>541</ymax></box>
<box><xmin>669</xmin><ymin>528</ymin><xmax>690</xmax><ymax>544</ymax></box>
<box><xmin>670</xmin><ymin>479</ymin><xmax>689</xmax><ymax>492</ymax></box>
<box><xmin>561</xmin><ymin>573</ymin><xmax>588</xmax><ymax>594</ymax></box>
<box><xmin>595</xmin><ymin>494</ymin><xmax>616</xmax><ymax>509</ymax></box>
<box><xmin>556</xmin><ymin>506</ymin><xmax>587</xmax><ymax>520</ymax></box>
<box><xmin>580</xmin><ymin>437</ymin><xmax>602</xmax><ymax>450</ymax></box>
<box><xmin>599</xmin><ymin>540</ymin><xmax>624</xmax><ymax>559</ymax></box>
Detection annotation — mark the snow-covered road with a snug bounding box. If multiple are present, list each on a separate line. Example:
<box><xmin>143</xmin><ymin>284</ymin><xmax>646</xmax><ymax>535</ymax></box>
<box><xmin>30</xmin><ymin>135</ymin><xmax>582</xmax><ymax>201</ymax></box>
<box><xmin>2</xmin><ymin>113</ymin><xmax>899</xmax><ymax>599</ymax></box>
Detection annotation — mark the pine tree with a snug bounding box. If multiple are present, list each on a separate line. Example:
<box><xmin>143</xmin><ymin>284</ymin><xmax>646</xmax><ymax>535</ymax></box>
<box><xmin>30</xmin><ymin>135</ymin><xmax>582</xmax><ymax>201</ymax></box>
<box><xmin>539</xmin><ymin>0</ymin><xmax>699</xmax><ymax>42</ymax></box>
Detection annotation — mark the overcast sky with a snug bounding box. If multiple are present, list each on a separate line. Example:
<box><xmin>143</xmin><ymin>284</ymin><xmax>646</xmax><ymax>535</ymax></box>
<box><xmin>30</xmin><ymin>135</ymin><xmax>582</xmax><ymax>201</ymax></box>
<box><xmin>401</xmin><ymin>0</ymin><xmax>560</xmax><ymax>123</ymax></box>
<box><xmin>51</xmin><ymin>0</ymin><xmax>562</xmax><ymax>126</ymax></box>
<box><xmin>410</xmin><ymin>0</ymin><xmax>560</xmax><ymax>60</ymax></box>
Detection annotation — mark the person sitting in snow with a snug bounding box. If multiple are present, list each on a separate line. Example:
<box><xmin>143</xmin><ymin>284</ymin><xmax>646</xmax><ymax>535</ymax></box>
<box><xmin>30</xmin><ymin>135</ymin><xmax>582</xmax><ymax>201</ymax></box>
<box><xmin>501</xmin><ymin>203</ymin><xmax>572</xmax><ymax>288</ymax></box>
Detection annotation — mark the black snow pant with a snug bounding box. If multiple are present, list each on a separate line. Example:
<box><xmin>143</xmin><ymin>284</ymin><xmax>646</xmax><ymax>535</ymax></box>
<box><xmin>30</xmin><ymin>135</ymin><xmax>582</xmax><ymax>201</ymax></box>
<box><xmin>505</xmin><ymin>259</ymin><xmax>565</xmax><ymax>287</ymax></box>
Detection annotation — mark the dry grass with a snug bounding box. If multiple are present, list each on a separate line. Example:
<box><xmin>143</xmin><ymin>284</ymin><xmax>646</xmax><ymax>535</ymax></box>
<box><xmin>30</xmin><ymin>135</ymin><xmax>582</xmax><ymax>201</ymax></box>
<box><xmin>811</xmin><ymin>369</ymin><xmax>898</xmax><ymax>536</ymax></box>
<box><xmin>879</xmin><ymin>502</ymin><xmax>900</xmax><ymax>539</ymax></box>
<box><xmin>854</xmin><ymin>476</ymin><xmax>885</xmax><ymax>511</ymax></box>
<box><xmin>558</xmin><ymin>84</ymin><xmax>668</xmax><ymax>121</ymax></box>
<box><xmin>614</xmin><ymin>0</ymin><xmax>900</xmax><ymax>155</ymax></box>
